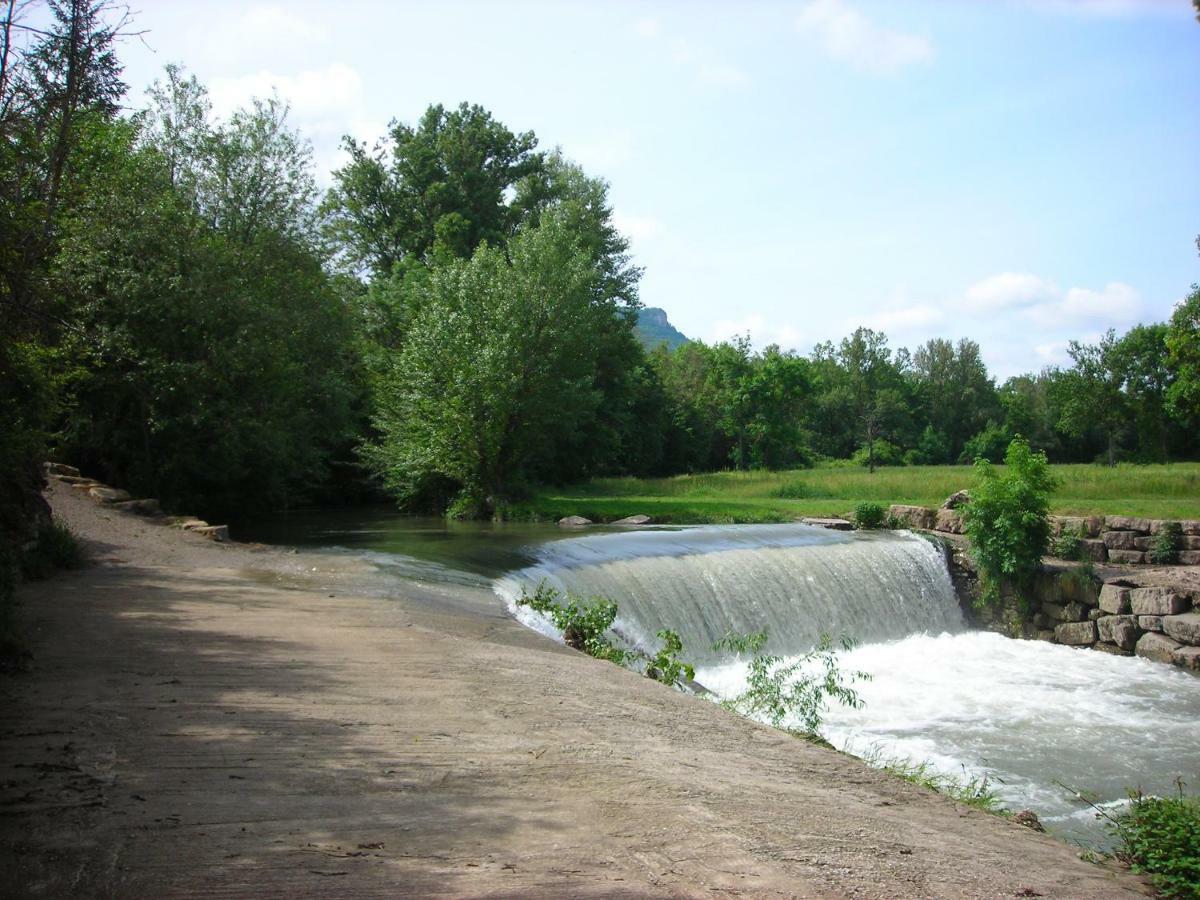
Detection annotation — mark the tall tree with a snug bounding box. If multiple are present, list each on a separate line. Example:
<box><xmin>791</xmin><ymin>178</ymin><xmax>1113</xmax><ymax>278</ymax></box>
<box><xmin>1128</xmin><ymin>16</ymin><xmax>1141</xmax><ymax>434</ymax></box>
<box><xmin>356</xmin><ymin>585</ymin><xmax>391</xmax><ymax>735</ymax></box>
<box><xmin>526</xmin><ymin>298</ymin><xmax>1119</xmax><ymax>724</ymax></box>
<box><xmin>365</xmin><ymin>213</ymin><xmax>607</xmax><ymax>517</ymax></box>
<box><xmin>323</xmin><ymin>102</ymin><xmax>543</xmax><ymax>277</ymax></box>
<box><xmin>53</xmin><ymin>73</ymin><xmax>360</xmax><ymax>517</ymax></box>
<box><xmin>911</xmin><ymin>337</ymin><xmax>998</xmax><ymax>461</ymax></box>
<box><xmin>1165</xmin><ymin>285</ymin><xmax>1200</xmax><ymax>429</ymax></box>
<box><xmin>833</xmin><ymin>328</ymin><xmax>907</xmax><ymax>473</ymax></box>
<box><xmin>1055</xmin><ymin>329</ymin><xmax>1129</xmax><ymax>466</ymax></box>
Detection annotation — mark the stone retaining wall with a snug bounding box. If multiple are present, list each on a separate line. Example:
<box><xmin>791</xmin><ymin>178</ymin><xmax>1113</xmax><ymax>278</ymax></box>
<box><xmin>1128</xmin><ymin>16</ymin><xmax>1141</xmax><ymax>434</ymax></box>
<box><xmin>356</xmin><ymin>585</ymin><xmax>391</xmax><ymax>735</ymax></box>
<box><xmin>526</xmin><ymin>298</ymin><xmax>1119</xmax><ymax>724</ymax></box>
<box><xmin>889</xmin><ymin>504</ymin><xmax>1200</xmax><ymax>566</ymax></box>
<box><xmin>903</xmin><ymin>501</ymin><xmax>1200</xmax><ymax>673</ymax></box>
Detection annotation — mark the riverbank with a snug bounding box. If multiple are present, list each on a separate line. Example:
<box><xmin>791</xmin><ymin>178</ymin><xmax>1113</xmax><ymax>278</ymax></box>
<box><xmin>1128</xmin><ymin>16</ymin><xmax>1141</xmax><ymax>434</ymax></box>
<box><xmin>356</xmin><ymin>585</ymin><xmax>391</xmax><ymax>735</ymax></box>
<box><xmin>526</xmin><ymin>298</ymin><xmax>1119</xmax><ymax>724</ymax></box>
<box><xmin>0</xmin><ymin>482</ymin><xmax>1149</xmax><ymax>897</ymax></box>
<box><xmin>518</xmin><ymin>463</ymin><xmax>1200</xmax><ymax>524</ymax></box>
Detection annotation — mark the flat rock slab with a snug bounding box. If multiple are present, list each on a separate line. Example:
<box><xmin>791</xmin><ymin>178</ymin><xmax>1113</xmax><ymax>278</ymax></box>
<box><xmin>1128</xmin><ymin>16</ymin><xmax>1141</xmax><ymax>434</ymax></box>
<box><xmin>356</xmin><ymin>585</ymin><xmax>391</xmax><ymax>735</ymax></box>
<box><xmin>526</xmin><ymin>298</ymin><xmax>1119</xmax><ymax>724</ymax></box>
<box><xmin>87</xmin><ymin>486</ymin><xmax>132</xmax><ymax>504</ymax></box>
<box><xmin>799</xmin><ymin>517</ymin><xmax>853</xmax><ymax>530</ymax></box>
<box><xmin>557</xmin><ymin>515</ymin><xmax>592</xmax><ymax>527</ymax></box>
<box><xmin>610</xmin><ymin>514</ymin><xmax>652</xmax><ymax>526</ymax></box>
<box><xmin>1130</xmin><ymin>587</ymin><xmax>1188</xmax><ymax>616</ymax></box>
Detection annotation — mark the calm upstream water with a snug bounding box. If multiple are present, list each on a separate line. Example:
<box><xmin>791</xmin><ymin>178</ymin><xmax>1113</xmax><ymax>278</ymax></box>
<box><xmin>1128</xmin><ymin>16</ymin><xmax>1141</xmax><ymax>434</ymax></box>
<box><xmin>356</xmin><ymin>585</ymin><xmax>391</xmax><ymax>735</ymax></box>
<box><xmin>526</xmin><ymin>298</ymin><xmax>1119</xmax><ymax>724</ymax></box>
<box><xmin>239</xmin><ymin>510</ymin><xmax>1200</xmax><ymax>847</ymax></box>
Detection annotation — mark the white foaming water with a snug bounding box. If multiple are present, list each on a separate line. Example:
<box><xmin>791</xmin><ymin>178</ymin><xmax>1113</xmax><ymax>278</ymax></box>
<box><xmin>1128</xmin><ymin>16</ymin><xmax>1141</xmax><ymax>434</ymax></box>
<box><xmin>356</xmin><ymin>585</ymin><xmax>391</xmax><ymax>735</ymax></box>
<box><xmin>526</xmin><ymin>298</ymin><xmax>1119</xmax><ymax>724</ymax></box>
<box><xmin>494</xmin><ymin>524</ymin><xmax>963</xmax><ymax>663</ymax></box>
<box><xmin>699</xmin><ymin>632</ymin><xmax>1200</xmax><ymax>845</ymax></box>
<box><xmin>492</xmin><ymin>523</ymin><xmax>1200</xmax><ymax>846</ymax></box>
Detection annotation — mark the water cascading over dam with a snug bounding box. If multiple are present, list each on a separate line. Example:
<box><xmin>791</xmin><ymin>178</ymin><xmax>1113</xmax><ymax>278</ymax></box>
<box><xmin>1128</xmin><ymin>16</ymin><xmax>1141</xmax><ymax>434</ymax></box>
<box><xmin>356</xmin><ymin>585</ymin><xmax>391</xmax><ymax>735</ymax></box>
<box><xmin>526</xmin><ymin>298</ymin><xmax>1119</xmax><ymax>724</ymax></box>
<box><xmin>494</xmin><ymin>524</ymin><xmax>964</xmax><ymax>661</ymax></box>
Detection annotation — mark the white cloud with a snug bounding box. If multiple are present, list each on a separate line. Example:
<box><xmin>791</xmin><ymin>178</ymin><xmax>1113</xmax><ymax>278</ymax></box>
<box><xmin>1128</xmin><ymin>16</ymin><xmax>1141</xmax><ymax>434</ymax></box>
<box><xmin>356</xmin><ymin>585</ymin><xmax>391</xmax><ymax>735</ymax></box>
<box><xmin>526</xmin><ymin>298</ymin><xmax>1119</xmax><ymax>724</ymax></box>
<box><xmin>1032</xmin><ymin>281</ymin><xmax>1143</xmax><ymax>326</ymax></box>
<box><xmin>237</xmin><ymin>5</ymin><xmax>324</xmax><ymax>44</ymax></box>
<box><xmin>633</xmin><ymin>17</ymin><xmax>660</xmax><ymax>39</ymax></box>
<box><xmin>209</xmin><ymin>63</ymin><xmax>364</xmax><ymax>121</ymax></box>
<box><xmin>856</xmin><ymin>303</ymin><xmax>945</xmax><ymax>333</ymax></box>
<box><xmin>613</xmin><ymin>212</ymin><xmax>664</xmax><ymax>241</ymax></box>
<box><xmin>568</xmin><ymin>128</ymin><xmax>635</xmax><ymax>171</ymax></box>
<box><xmin>709</xmin><ymin>314</ymin><xmax>803</xmax><ymax>350</ymax></box>
<box><xmin>963</xmin><ymin>272</ymin><xmax>1058</xmax><ymax>312</ymax></box>
<box><xmin>1033</xmin><ymin>339</ymin><xmax>1072</xmax><ymax>365</ymax></box>
<box><xmin>796</xmin><ymin>0</ymin><xmax>933</xmax><ymax>74</ymax></box>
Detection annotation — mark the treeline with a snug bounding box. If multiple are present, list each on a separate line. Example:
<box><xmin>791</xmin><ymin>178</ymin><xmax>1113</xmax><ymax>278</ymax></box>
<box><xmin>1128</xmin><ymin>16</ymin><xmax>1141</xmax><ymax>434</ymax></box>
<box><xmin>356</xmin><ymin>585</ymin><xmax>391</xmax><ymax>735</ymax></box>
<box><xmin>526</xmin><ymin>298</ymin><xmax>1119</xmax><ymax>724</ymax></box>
<box><xmin>3</xmin><ymin>3</ymin><xmax>1200</xmax><ymax>540</ymax></box>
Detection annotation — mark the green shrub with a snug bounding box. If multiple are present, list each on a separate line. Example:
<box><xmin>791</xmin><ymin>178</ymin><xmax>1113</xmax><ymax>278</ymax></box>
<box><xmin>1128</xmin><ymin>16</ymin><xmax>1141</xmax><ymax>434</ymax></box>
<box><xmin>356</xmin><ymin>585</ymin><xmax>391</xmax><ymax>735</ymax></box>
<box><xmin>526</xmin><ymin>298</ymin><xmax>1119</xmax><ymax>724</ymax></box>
<box><xmin>712</xmin><ymin>629</ymin><xmax>869</xmax><ymax>739</ymax></box>
<box><xmin>964</xmin><ymin>437</ymin><xmax>1059</xmax><ymax>606</ymax></box>
<box><xmin>958</xmin><ymin>422</ymin><xmax>1012</xmax><ymax>464</ymax></box>
<box><xmin>1110</xmin><ymin>783</ymin><xmax>1200</xmax><ymax>899</ymax></box>
<box><xmin>21</xmin><ymin>520</ymin><xmax>86</xmax><ymax>580</ymax></box>
<box><xmin>853</xmin><ymin>502</ymin><xmax>887</xmax><ymax>530</ymax></box>
<box><xmin>646</xmin><ymin>629</ymin><xmax>694</xmax><ymax>687</ymax></box>
<box><xmin>1150</xmin><ymin>522</ymin><xmax>1183</xmax><ymax>565</ymax></box>
<box><xmin>517</xmin><ymin>582</ymin><xmax>628</xmax><ymax>664</ymax></box>
<box><xmin>851</xmin><ymin>439</ymin><xmax>904</xmax><ymax>468</ymax></box>
<box><xmin>1050</xmin><ymin>524</ymin><xmax>1085</xmax><ymax>561</ymax></box>
<box><xmin>771</xmin><ymin>481</ymin><xmax>808</xmax><ymax>499</ymax></box>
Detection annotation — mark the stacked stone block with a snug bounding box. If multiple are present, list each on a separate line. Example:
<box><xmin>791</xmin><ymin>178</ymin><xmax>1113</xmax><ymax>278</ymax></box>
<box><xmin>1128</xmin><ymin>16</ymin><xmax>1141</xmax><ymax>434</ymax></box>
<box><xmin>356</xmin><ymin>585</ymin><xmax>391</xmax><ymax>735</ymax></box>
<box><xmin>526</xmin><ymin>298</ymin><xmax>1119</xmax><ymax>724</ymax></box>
<box><xmin>887</xmin><ymin>503</ymin><xmax>1200</xmax><ymax>567</ymax></box>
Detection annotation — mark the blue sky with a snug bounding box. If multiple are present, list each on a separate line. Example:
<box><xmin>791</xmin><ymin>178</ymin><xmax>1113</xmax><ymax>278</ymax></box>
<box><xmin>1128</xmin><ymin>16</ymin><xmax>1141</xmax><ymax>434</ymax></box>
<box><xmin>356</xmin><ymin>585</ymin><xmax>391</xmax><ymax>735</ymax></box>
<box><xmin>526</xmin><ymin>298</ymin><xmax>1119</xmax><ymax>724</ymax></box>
<box><xmin>116</xmin><ymin>0</ymin><xmax>1199</xmax><ymax>378</ymax></box>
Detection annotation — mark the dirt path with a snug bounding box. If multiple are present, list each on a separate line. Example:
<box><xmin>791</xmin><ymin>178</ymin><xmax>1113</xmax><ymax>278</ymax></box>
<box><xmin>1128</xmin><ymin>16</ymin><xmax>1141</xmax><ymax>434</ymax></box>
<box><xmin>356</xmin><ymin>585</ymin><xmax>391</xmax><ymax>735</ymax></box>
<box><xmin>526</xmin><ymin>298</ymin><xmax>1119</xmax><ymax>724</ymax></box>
<box><xmin>0</xmin><ymin>482</ymin><xmax>1149</xmax><ymax>898</ymax></box>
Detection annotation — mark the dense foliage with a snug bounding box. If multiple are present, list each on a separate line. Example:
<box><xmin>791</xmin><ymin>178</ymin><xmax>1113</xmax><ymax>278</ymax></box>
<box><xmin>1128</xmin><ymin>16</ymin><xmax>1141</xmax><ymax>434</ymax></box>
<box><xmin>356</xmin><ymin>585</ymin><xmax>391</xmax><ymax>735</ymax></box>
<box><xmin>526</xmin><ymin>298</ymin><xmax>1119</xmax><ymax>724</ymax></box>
<box><xmin>1111</xmin><ymin>784</ymin><xmax>1200</xmax><ymax>900</ymax></box>
<box><xmin>964</xmin><ymin>438</ymin><xmax>1059</xmax><ymax>603</ymax></box>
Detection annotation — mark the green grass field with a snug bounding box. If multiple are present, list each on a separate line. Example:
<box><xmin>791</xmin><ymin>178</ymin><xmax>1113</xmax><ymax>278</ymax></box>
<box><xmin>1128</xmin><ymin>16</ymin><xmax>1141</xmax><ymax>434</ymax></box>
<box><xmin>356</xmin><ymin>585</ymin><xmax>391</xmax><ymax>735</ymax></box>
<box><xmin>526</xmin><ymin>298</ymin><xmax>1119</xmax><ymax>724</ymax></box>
<box><xmin>520</xmin><ymin>463</ymin><xmax>1200</xmax><ymax>524</ymax></box>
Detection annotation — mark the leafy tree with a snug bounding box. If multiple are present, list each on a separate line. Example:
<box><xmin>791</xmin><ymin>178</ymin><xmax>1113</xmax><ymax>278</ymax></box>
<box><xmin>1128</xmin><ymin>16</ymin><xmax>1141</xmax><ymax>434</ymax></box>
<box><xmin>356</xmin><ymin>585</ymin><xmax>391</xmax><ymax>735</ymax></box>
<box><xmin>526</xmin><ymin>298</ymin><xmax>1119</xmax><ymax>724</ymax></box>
<box><xmin>1055</xmin><ymin>329</ymin><xmax>1129</xmax><ymax>465</ymax></box>
<box><xmin>834</xmin><ymin>328</ymin><xmax>908</xmax><ymax>473</ymax></box>
<box><xmin>911</xmin><ymin>338</ymin><xmax>998</xmax><ymax>461</ymax></box>
<box><xmin>52</xmin><ymin>78</ymin><xmax>360</xmax><ymax>518</ymax></box>
<box><xmin>1166</xmin><ymin>285</ymin><xmax>1200</xmax><ymax>429</ymax></box>
<box><xmin>964</xmin><ymin>437</ymin><xmax>1059</xmax><ymax>605</ymax></box>
<box><xmin>1117</xmin><ymin>323</ymin><xmax>1174</xmax><ymax>461</ymax></box>
<box><xmin>1</xmin><ymin>0</ymin><xmax>126</xmax><ymax>552</ymax></box>
<box><xmin>324</xmin><ymin>102</ymin><xmax>544</xmax><ymax>277</ymax></box>
<box><xmin>365</xmin><ymin>213</ymin><xmax>612</xmax><ymax>516</ymax></box>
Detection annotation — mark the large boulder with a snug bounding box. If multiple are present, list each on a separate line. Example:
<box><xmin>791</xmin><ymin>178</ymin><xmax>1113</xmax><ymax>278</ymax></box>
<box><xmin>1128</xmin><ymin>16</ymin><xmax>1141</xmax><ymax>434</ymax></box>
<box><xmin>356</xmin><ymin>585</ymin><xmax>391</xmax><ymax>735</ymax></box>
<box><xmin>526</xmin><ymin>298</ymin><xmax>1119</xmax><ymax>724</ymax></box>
<box><xmin>1151</xmin><ymin>519</ymin><xmax>1200</xmax><ymax>536</ymax></box>
<box><xmin>934</xmin><ymin>508</ymin><xmax>965</xmax><ymax>534</ymax></box>
<box><xmin>889</xmin><ymin>505</ymin><xmax>935</xmax><ymax>530</ymax></box>
<box><xmin>1135</xmin><ymin>632</ymin><xmax>1182</xmax><ymax>664</ymax></box>
<box><xmin>1079</xmin><ymin>539</ymin><xmax>1108</xmax><ymax>562</ymax></box>
<box><xmin>1055</xmin><ymin>620</ymin><xmax>1096</xmax><ymax>646</ymax></box>
<box><xmin>1130</xmin><ymin>587</ymin><xmax>1188</xmax><ymax>616</ymax></box>
<box><xmin>88</xmin><ymin>486</ymin><xmax>132</xmax><ymax>504</ymax></box>
<box><xmin>558</xmin><ymin>516</ymin><xmax>592</xmax><ymax>528</ymax></box>
<box><xmin>111</xmin><ymin>498</ymin><xmax>162</xmax><ymax>517</ymax></box>
<box><xmin>1107</xmin><ymin>550</ymin><xmax>1146</xmax><ymax>565</ymax></box>
<box><xmin>1162</xmin><ymin>612</ymin><xmax>1200</xmax><ymax>647</ymax></box>
<box><xmin>1102</xmin><ymin>531</ymin><xmax>1140</xmax><ymax>550</ymax></box>
<box><xmin>611</xmin><ymin>514</ymin><xmax>652</xmax><ymax>526</ymax></box>
<box><xmin>1173</xmin><ymin>646</ymin><xmax>1200</xmax><ymax>671</ymax></box>
<box><xmin>1093</xmin><ymin>642</ymin><xmax>1133</xmax><ymax>657</ymax></box>
<box><xmin>1097</xmin><ymin>583</ymin><xmax>1131</xmax><ymax>615</ymax></box>
<box><xmin>43</xmin><ymin>462</ymin><xmax>80</xmax><ymax>477</ymax></box>
<box><xmin>1179</xmin><ymin>551</ymin><xmax>1200</xmax><ymax>566</ymax></box>
<box><xmin>941</xmin><ymin>490</ymin><xmax>970</xmax><ymax>510</ymax></box>
<box><xmin>1096</xmin><ymin>615</ymin><xmax>1139</xmax><ymax>651</ymax></box>
<box><xmin>1138</xmin><ymin>615</ymin><xmax>1164</xmax><ymax>633</ymax></box>
<box><xmin>1105</xmin><ymin>515</ymin><xmax>1152</xmax><ymax>534</ymax></box>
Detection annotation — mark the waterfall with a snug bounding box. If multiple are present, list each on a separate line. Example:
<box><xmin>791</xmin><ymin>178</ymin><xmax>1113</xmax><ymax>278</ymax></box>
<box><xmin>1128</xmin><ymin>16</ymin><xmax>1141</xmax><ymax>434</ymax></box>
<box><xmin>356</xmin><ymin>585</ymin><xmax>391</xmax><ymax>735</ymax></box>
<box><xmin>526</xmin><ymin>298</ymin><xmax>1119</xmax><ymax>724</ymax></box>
<box><xmin>494</xmin><ymin>524</ymin><xmax>964</xmax><ymax>662</ymax></box>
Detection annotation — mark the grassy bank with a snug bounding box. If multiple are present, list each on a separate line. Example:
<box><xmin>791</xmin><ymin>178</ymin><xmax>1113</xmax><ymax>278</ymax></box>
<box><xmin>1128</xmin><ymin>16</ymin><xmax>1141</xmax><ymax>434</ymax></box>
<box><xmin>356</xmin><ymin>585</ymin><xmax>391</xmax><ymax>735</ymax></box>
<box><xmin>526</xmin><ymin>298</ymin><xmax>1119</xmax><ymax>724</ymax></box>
<box><xmin>518</xmin><ymin>463</ymin><xmax>1200</xmax><ymax>524</ymax></box>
